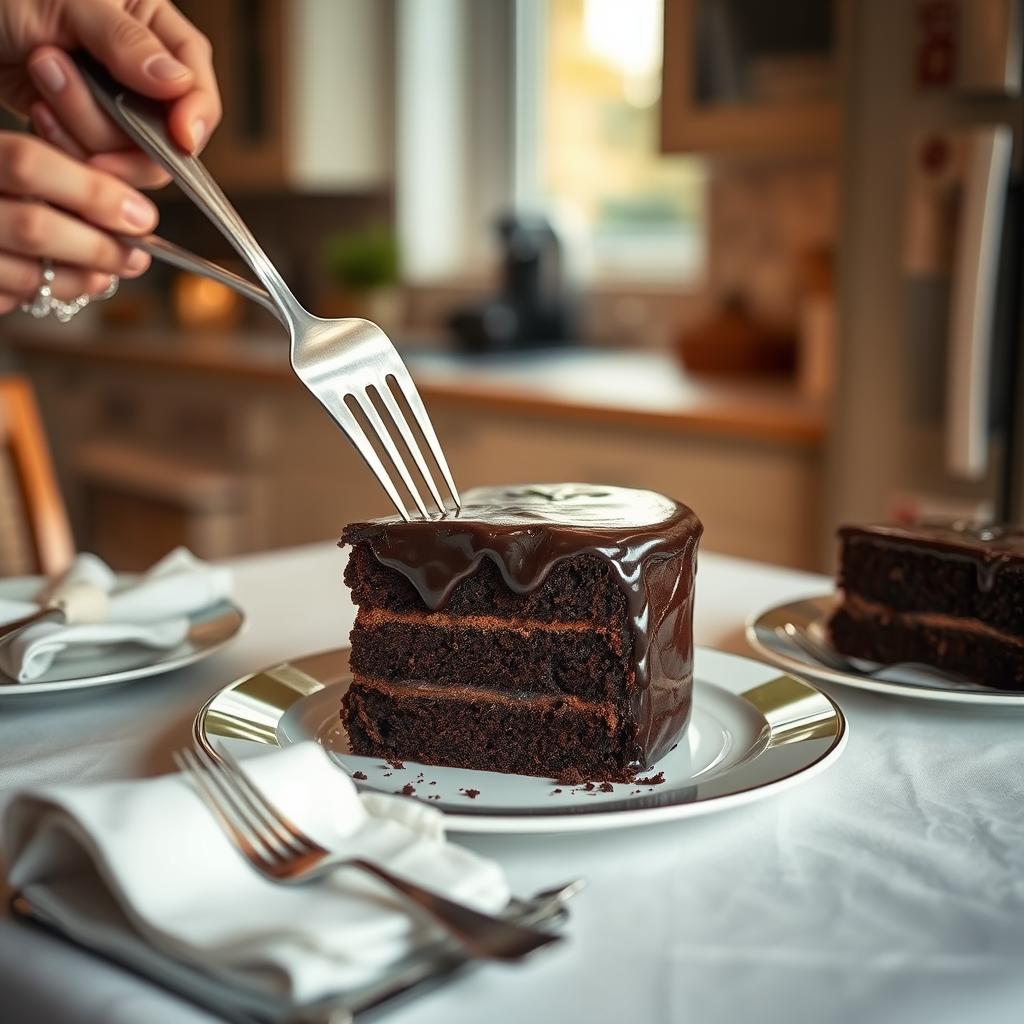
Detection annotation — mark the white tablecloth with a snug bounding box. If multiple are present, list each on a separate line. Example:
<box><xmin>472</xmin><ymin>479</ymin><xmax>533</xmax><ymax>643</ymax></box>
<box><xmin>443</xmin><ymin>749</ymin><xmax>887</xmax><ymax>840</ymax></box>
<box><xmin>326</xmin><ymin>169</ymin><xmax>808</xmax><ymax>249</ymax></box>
<box><xmin>1</xmin><ymin>543</ymin><xmax>1022</xmax><ymax>1024</ymax></box>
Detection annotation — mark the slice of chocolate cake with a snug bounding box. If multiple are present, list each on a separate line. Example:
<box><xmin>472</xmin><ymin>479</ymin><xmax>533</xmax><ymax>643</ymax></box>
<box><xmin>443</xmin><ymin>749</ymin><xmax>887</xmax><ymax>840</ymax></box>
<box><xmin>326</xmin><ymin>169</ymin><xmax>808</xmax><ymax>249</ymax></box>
<box><xmin>341</xmin><ymin>484</ymin><xmax>702</xmax><ymax>780</ymax></box>
<box><xmin>829</xmin><ymin>522</ymin><xmax>1024</xmax><ymax>689</ymax></box>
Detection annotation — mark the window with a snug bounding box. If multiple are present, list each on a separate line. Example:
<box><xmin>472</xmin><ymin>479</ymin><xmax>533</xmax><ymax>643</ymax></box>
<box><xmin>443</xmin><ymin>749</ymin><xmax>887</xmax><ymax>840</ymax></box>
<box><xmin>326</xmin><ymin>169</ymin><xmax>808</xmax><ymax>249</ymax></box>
<box><xmin>395</xmin><ymin>0</ymin><xmax>705</xmax><ymax>286</ymax></box>
<box><xmin>521</xmin><ymin>0</ymin><xmax>706</xmax><ymax>283</ymax></box>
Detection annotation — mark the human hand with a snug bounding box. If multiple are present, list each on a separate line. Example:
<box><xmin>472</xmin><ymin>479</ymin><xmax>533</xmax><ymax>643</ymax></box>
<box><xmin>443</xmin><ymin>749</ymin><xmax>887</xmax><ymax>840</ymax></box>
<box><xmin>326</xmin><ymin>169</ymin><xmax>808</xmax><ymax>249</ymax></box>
<box><xmin>0</xmin><ymin>0</ymin><xmax>221</xmax><ymax>184</ymax></box>
<box><xmin>0</xmin><ymin>131</ymin><xmax>161</xmax><ymax>313</ymax></box>
<box><xmin>0</xmin><ymin>0</ymin><xmax>222</xmax><ymax>312</ymax></box>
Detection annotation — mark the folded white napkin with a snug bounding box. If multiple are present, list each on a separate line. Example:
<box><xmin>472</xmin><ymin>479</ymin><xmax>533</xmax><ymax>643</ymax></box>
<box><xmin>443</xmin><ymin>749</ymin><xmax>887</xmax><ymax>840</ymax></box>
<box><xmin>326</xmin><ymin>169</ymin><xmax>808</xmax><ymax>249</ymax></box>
<box><xmin>0</xmin><ymin>548</ymin><xmax>233</xmax><ymax>682</ymax></box>
<box><xmin>2</xmin><ymin>742</ymin><xmax>509</xmax><ymax>1004</ymax></box>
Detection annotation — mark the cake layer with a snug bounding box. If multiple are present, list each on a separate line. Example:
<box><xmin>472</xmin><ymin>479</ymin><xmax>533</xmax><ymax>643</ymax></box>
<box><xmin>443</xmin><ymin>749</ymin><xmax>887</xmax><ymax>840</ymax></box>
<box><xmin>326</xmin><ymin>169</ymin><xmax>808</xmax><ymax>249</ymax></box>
<box><xmin>345</xmin><ymin>544</ymin><xmax>629</xmax><ymax>624</ymax></box>
<box><xmin>349</xmin><ymin>609</ymin><xmax>630</xmax><ymax>701</ymax></box>
<box><xmin>837</xmin><ymin>525</ymin><xmax>1024</xmax><ymax>634</ymax></box>
<box><xmin>342</xmin><ymin>676</ymin><xmax>648</xmax><ymax>781</ymax></box>
<box><xmin>829</xmin><ymin>600</ymin><xmax>1024</xmax><ymax>690</ymax></box>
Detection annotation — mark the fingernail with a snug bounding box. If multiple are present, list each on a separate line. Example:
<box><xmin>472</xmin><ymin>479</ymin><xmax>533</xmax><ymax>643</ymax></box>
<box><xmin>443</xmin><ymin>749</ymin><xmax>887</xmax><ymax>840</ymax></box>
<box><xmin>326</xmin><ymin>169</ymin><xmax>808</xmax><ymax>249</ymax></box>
<box><xmin>120</xmin><ymin>195</ymin><xmax>156</xmax><ymax>230</ymax></box>
<box><xmin>125</xmin><ymin>248</ymin><xmax>150</xmax><ymax>273</ymax></box>
<box><xmin>190</xmin><ymin>119</ymin><xmax>207</xmax><ymax>152</ymax></box>
<box><xmin>31</xmin><ymin>55</ymin><xmax>67</xmax><ymax>93</ymax></box>
<box><xmin>143</xmin><ymin>54</ymin><xmax>190</xmax><ymax>81</ymax></box>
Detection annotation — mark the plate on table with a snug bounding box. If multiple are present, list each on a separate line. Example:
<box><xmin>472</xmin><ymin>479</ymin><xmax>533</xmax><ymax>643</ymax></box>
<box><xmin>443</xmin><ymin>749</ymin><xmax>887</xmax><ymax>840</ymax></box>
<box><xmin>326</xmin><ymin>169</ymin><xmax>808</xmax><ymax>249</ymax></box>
<box><xmin>0</xmin><ymin>575</ymin><xmax>244</xmax><ymax>698</ymax></box>
<box><xmin>746</xmin><ymin>593</ymin><xmax>1024</xmax><ymax>706</ymax></box>
<box><xmin>194</xmin><ymin>645</ymin><xmax>847</xmax><ymax>834</ymax></box>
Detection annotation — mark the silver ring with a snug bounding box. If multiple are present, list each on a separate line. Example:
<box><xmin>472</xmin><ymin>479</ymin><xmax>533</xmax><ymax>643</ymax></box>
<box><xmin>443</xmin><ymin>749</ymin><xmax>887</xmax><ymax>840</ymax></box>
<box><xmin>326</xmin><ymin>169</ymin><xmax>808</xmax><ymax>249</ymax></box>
<box><xmin>20</xmin><ymin>262</ymin><xmax>119</xmax><ymax>323</ymax></box>
<box><xmin>21</xmin><ymin>260</ymin><xmax>56</xmax><ymax>318</ymax></box>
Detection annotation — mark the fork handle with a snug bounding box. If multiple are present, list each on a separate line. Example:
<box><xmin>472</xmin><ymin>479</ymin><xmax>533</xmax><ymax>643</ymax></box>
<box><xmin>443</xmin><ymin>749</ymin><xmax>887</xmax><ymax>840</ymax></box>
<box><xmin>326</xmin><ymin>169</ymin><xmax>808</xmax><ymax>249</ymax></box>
<box><xmin>345</xmin><ymin>858</ymin><xmax>559</xmax><ymax>962</ymax></box>
<box><xmin>120</xmin><ymin>234</ymin><xmax>283</xmax><ymax>323</ymax></box>
<box><xmin>73</xmin><ymin>52</ymin><xmax>306</xmax><ymax>327</ymax></box>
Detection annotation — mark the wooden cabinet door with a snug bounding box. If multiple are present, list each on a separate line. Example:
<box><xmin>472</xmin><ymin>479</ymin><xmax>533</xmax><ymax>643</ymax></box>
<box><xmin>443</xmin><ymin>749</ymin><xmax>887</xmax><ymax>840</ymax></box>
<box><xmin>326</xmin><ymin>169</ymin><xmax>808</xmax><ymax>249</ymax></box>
<box><xmin>661</xmin><ymin>0</ymin><xmax>841</xmax><ymax>156</ymax></box>
<box><xmin>175</xmin><ymin>0</ymin><xmax>287</xmax><ymax>189</ymax></box>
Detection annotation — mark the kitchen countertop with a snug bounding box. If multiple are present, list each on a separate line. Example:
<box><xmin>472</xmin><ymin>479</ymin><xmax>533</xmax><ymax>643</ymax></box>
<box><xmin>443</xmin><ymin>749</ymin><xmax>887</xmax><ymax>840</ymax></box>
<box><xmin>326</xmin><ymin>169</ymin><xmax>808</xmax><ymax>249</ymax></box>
<box><xmin>6</xmin><ymin>329</ymin><xmax>826</xmax><ymax>447</ymax></box>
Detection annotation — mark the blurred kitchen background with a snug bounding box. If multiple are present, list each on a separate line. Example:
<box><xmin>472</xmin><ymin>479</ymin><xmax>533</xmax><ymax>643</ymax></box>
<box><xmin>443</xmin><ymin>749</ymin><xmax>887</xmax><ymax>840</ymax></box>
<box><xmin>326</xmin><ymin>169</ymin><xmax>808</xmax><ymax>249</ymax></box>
<box><xmin>0</xmin><ymin>0</ymin><xmax>1021</xmax><ymax>576</ymax></box>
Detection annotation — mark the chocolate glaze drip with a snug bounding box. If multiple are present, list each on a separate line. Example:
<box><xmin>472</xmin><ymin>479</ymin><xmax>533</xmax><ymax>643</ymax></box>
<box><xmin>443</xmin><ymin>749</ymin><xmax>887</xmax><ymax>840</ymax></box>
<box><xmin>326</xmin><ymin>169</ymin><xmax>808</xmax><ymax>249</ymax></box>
<box><xmin>840</xmin><ymin>522</ymin><xmax>1024</xmax><ymax>593</ymax></box>
<box><xmin>343</xmin><ymin>483</ymin><xmax>703</xmax><ymax>771</ymax></box>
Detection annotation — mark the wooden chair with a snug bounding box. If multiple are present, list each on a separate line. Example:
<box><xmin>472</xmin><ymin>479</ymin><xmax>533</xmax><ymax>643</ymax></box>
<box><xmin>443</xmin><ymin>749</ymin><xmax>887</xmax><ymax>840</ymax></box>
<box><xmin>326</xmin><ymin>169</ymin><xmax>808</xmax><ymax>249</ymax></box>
<box><xmin>0</xmin><ymin>377</ymin><xmax>74</xmax><ymax>577</ymax></box>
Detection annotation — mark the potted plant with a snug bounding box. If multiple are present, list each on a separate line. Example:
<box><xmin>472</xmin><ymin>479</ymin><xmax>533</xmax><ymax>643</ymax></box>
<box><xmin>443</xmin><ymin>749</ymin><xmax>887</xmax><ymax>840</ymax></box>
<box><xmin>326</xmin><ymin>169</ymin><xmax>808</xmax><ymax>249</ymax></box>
<box><xmin>320</xmin><ymin>227</ymin><xmax>402</xmax><ymax>332</ymax></box>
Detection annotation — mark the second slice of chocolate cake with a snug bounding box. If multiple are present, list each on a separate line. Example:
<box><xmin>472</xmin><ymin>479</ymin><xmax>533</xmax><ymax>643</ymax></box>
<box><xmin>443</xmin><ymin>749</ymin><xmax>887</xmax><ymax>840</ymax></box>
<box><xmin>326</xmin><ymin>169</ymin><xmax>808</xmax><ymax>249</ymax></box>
<box><xmin>341</xmin><ymin>483</ymin><xmax>702</xmax><ymax>781</ymax></box>
<box><xmin>829</xmin><ymin>521</ymin><xmax>1024</xmax><ymax>688</ymax></box>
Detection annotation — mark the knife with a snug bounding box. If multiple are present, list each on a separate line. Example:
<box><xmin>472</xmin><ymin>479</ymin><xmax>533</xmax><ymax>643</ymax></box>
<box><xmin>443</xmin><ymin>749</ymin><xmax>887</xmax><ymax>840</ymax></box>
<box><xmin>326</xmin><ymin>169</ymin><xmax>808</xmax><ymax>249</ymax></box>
<box><xmin>0</xmin><ymin>579</ymin><xmax>109</xmax><ymax>643</ymax></box>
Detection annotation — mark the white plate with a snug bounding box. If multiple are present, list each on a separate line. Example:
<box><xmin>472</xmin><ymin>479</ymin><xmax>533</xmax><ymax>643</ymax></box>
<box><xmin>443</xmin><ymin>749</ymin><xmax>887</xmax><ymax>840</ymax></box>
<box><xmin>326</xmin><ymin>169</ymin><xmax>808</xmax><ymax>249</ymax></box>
<box><xmin>195</xmin><ymin>646</ymin><xmax>847</xmax><ymax>834</ymax></box>
<box><xmin>0</xmin><ymin>575</ymin><xmax>244</xmax><ymax>698</ymax></box>
<box><xmin>746</xmin><ymin>593</ymin><xmax>1024</xmax><ymax>706</ymax></box>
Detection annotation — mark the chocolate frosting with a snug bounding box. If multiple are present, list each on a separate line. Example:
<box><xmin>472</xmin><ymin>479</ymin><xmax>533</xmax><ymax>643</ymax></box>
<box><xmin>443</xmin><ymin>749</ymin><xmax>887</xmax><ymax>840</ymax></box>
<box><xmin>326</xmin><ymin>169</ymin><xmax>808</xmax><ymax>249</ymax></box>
<box><xmin>840</xmin><ymin>521</ymin><xmax>1024</xmax><ymax>592</ymax></box>
<box><xmin>343</xmin><ymin>483</ymin><xmax>703</xmax><ymax>771</ymax></box>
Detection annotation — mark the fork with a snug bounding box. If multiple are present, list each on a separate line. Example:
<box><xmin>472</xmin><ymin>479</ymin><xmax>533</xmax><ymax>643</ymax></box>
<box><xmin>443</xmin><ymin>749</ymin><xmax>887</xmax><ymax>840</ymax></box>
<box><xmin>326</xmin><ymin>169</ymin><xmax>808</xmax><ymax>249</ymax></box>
<box><xmin>776</xmin><ymin>622</ymin><xmax>981</xmax><ymax>687</ymax></box>
<box><xmin>173</xmin><ymin>742</ymin><xmax>563</xmax><ymax>961</ymax></box>
<box><xmin>76</xmin><ymin>53</ymin><xmax>459</xmax><ymax>522</ymax></box>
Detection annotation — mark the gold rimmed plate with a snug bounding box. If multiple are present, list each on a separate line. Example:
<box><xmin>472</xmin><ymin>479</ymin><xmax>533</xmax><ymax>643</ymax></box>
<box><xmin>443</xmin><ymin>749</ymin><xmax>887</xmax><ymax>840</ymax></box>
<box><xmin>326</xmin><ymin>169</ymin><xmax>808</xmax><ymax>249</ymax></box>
<box><xmin>746</xmin><ymin>594</ymin><xmax>1024</xmax><ymax>706</ymax></box>
<box><xmin>0</xmin><ymin>575</ymin><xmax>244</xmax><ymax>699</ymax></box>
<box><xmin>194</xmin><ymin>646</ymin><xmax>847</xmax><ymax>834</ymax></box>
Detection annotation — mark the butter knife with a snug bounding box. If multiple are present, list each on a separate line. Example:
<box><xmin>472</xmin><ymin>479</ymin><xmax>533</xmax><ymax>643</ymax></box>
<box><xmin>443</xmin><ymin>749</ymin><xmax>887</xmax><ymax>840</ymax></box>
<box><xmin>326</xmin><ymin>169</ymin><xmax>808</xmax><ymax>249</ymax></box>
<box><xmin>0</xmin><ymin>579</ymin><xmax>109</xmax><ymax>643</ymax></box>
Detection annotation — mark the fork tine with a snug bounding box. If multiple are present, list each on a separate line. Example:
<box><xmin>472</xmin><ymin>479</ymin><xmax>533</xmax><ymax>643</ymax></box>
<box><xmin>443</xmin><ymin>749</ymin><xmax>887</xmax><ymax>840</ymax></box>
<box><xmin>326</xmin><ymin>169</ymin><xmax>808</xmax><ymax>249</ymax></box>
<box><xmin>183</xmin><ymin>747</ymin><xmax>291</xmax><ymax>861</ymax></box>
<box><xmin>203</xmin><ymin>742</ymin><xmax>321</xmax><ymax>856</ymax></box>
<box><xmin>193</xmin><ymin>743</ymin><xmax>303</xmax><ymax>857</ymax></box>
<box><xmin>386</xmin><ymin>366</ymin><xmax>461</xmax><ymax>512</ymax></box>
<box><xmin>372</xmin><ymin>381</ymin><xmax>446</xmax><ymax>516</ymax></box>
<box><xmin>318</xmin><ymin>389</ymin><xmax>411</xmax><ymax>521</ymax></box>
<box><xmin>174</xmin><ymin>749</ymin><xmax>278</xmax><ymax>867</ymax></box>
<box><xmin>348</xmin><ymin>390</ymin><xmax>431</xmax><ymax>520</ymax></box>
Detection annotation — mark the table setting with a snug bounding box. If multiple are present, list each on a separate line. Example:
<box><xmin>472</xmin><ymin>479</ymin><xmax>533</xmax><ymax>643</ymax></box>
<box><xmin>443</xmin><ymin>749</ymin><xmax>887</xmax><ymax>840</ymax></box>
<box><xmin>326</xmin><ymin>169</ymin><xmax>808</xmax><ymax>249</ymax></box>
<box><xmin>2</xmin><ymin>545</ymin><xmax>1023</xmax><ymax>1024</ymax></box>
<box><xmin>0</xmin><ymin>548</ymin><xmax>241</xmax><ymax>696</ymax></box>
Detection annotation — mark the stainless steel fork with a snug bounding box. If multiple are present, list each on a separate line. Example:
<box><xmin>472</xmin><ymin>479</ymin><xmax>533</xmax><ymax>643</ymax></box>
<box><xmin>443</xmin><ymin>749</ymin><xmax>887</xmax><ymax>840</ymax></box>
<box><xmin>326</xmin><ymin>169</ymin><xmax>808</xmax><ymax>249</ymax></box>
<box><xmin>776</xmin><ymin>622</ymin><xmax>980</xmax><ymax>687</ymax></box>
<box><xmin>77</xmin><ymin>54</ymin><xmax>459</xmax><ymax>522</ymax></box>
<box><xmin>173</xmin><ymin>742</ymin><xmax>565</xmax><ymax>961</ymax></box>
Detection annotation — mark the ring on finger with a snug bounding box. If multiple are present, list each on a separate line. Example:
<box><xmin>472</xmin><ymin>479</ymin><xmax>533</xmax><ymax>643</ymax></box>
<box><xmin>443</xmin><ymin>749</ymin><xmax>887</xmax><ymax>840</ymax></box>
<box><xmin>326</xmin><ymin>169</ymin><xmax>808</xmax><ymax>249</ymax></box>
<box><xmin>20</xmin><ymin>259</ymin><xmax>56</xmax><ymax>318</ymax></box>
<box><xmin>20</xmin><ymin>261</ymin><xmax>119</xmax><ymax>322</ymax></box>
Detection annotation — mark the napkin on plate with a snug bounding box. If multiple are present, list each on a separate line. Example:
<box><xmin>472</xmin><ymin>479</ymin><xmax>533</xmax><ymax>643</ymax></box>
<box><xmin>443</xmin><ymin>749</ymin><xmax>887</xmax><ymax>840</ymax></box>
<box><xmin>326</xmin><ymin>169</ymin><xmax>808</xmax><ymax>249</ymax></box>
<box><xmin>0</xmin><ymin>548</ymin><xmax>233</xmax><ymax>683</ymax></box>
<box><xmin>2</xmin><ymin>742</ymin><xmax>510</xmax><ymax>1005</ymax></box>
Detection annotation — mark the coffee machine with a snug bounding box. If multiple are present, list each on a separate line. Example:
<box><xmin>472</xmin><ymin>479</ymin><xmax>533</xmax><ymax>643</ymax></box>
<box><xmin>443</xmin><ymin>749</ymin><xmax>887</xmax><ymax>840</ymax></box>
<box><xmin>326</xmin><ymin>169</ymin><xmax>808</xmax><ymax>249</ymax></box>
<box><xmin>448</xmin><ymin>213</ymin><xmax>576</xmax><ymax>354</ymax></box>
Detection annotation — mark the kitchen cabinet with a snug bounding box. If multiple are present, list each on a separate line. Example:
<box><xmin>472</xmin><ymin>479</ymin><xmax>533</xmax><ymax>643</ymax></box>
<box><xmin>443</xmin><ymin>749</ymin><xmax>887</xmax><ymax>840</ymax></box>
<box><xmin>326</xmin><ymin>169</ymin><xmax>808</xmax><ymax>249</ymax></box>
<box><xmin>174</xmin><ymin>0</ymin><xmax>392</xmax><ymax>191</ymax></box>
<box><xmin>661</xmin><ymin>0</ymin><xmax>842</xmax><ymax>155</ymax></box>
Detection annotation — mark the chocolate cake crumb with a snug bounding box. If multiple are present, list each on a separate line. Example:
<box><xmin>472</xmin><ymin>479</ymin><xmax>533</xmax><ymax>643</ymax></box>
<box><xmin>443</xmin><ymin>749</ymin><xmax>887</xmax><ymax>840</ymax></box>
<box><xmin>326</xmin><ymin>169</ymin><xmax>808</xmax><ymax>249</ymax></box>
<box><xmin>400</xmin><ymin>783</ymin><xmax>416</xmax><ymax>796</ymax></box>
<box><xmin>599</xmin><ymin>782</ymin><xmax>614</xmax><ymax>793</ymax></box>
<box><xmin>463</xmin><ymin>788</ymin><xmax>480</xmax><ymax>799</ymax></box>
<box><xmin>635</xmin><ymin>771</ymin><xmax>665</xmax><ymax>786</ymax></box>
<box><xmin>429</xmin><ymin>780</ymin><xmax>437</xmax><ymax>785</ymax></box>
<box><xmin>352</xmin><ymin>771</ymin><xmax>368</xmax><ymax>781</ymax></box>
<box><xmin>583</xmin><ymin>782</ymin><xmax>596</xmax><ymax>791</ymax></box>
<box><xmin>387</xmin><ymin>759</ymin><xmax>405</xmax><ymax>770</ymax></box>
<box><xmin>552</xmin><ymin>788</ymin><xmax>563</xmax><ymax>794</ymax></box>
<box><xmin>383</xmin><ymin>772</ymin><xmax>392</xmax><ymax>777</ymax></box>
